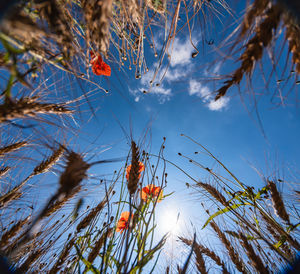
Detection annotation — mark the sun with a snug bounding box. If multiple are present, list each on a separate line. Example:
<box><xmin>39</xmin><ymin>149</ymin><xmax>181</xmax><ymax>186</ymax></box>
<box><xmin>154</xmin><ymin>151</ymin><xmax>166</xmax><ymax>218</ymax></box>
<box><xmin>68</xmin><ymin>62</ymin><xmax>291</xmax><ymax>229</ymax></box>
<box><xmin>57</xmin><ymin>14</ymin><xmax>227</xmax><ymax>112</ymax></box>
<box><xmin>158</xmin><ymin>205</ymin><xmax>182</xmax><ymax>236</ymax></box>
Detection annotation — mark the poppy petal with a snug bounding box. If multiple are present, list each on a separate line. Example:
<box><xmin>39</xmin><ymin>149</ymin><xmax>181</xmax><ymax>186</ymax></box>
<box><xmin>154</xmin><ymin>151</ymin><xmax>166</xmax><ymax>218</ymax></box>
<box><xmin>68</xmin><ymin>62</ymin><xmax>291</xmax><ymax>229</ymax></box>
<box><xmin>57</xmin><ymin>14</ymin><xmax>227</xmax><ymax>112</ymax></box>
<box><xmin>90</xmin><ymin>51</ymin><xmax>111</xmax><ymax>76</ymax></box>
<box><xmin>102</xmin><ymin>63</ymin><xmax>111</xmax><ymax>76</ymax></box>
<box><xmin>140</xmin><ymin>184</ymin><xmax>163</xmax><ymax>202</ymax></box>
<box><xmin>116</xmin><ymin>211</ymin><xmax>133</xmax><ymax>233</ymax></box>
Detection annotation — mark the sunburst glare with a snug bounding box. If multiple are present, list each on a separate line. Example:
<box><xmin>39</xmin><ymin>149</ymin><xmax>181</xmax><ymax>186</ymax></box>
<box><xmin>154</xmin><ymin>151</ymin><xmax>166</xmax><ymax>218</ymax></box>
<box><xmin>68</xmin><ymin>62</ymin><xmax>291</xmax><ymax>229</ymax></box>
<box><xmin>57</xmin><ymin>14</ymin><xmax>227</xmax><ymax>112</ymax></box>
<box><xmin>157</xmin><ymin>204</ymin><xmax>182</xmax><ymax>236</ymax></box>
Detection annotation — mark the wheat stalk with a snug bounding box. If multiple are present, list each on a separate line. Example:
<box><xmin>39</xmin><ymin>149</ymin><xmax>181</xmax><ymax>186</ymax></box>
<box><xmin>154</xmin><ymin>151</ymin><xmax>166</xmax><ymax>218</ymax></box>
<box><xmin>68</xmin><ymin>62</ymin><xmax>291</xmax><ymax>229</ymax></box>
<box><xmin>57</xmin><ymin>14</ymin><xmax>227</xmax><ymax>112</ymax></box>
<box><xmin>0</xmin><ymin>174</ymin><xmax>33</xmax><ymax>208</ymax></box>
<box><xmin>146</xmin><ymin>0</ymin><xmax>165</xmax><ymax>14</ymax></box>
<box><xmin>0</xmin><ymin>190</ymin><xmax>22</xmax><ymax>209</ymax></box>
<box><xmin>36</xmin><ymin>152</ymin><xmax>89</xmax><ymax>219</ymax></box>
<box><xmin>283</xmin><ymin>14</ymin><xmax>300</xmax><ymax>73</ymax></box>
<box><xmin>196</xmin><ymin>244</ymin><xmax>229</xmax><ymax>274</ymax></box>
<box><xmin>35</xmin><ymin>0</ymin><xmax>74</xmax><ymax>58</ymax></box>
<box><xmin>260</xmin><ymin>210</ymin><xmax>300</xmax><ymax>251</ymax></box>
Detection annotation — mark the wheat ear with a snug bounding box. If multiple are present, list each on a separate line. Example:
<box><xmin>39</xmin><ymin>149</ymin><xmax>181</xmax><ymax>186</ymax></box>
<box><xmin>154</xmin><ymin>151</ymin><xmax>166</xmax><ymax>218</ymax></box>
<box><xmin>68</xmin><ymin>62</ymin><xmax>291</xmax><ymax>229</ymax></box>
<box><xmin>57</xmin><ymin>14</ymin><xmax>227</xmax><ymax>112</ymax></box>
<box><xmin>267</xmin><ymin>180</ymin><xmax>290</xmax><ymax>224</ymax></box>
<box><xmin>33</xmin><ymin>145</ymin><xmax>64</xmax><ymax>175</ymax></box>
<box><xmin>49</xmin><ymin>237</ymin><xmax>75</xmax><ymax>274</ymax></box>
<box><xmin>0</xmin><ymin>97</ymin><xmax>72</xmax><ymax>123</ymax></box>
<box><xmin>239</xmin><ymin>232</ymin><xmax>269</xmax><ymax>274</ymax></box>
<box><xmin>127</xmin><ymin>141</ymin><xmax>140</xmax><ymax>195</ymax></box>
<box><xmin>197</xmin><ymin>182</ymin><xmax>228</xmax><ymax>206</ymax></box>
<box><xmin>210</xmin><ymin>222</ymin><xmax>247</xmax><ymax>273</ymax></box>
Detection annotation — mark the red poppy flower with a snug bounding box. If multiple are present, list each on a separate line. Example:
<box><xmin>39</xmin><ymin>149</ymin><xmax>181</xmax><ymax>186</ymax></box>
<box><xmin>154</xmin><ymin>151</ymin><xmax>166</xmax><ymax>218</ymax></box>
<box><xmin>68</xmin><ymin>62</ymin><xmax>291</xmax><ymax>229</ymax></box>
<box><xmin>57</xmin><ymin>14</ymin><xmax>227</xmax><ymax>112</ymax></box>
<box><xmin>90</xmin><ymin>51</ymin><xmax>111</xmax><ymax>76</ymax></box>
<box><xmin>141</xmin><ymin>184</ymin><xmax>163</xmax><ymax>202</ymax></box>
<box><xmin>126</xmin><ymin>161</ymin><xmax>145</xmax><ymax>181</ymax></box>
<box><xmin>116</xmin><ymin>211</ymin><xmax>133</xmax><ymax>233</ymax></box>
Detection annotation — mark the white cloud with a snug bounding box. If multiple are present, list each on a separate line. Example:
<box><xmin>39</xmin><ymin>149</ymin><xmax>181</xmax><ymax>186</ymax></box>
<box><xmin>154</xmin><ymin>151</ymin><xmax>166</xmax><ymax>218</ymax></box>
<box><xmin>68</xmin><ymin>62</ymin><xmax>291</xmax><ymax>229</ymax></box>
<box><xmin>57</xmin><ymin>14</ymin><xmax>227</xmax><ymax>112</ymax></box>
<box><xmin>140</xmin><ymin>63</ymin><xmax>189</xmax><ymax>85</ymax></box>
<box><xmin>188</xmin><ymin>79</ymin><xmax>229</xmax><ymax>111</ymax></box>
<box><xmin>129</xmin><ymin>84</ymin><xmax>171</xmax><ymax>104</ymax></box>
<box><xmin>208</xmin><ymin>96</ymin><xmax>230</xmax><ymax>111</ymax></box>
<box><xmin>130</xmin><ymin>35</ymin><xmax>199</xmax><ymax>104</ymax></box>
<box><xmin>204</xmin><ymin>62</ymin><xmax>222</xmax><ymax>77</ymax></box>
<box><xmin>164</xmin><ymin>66</ymin><xmax>191</xmax><ymax>82</ymax></box>
<box><xmin>151</xmin><ymin>86</ymin><xmax>171</xmax><ymax>96</ymax></box>
<box><xmin>153</xmin><ymin>32</ymin><xmax>164</xmax><ymax>51</ymax></box>
<box><xmin>170</xmin><ymin>38</ymin><xmax>195</xmax><ymax>67</ymax></box>
<box><xmin>188</xmin><ymin>79</ymin><xmax>212</xmax><ymax>101</ymax></box>
<box><xmin>212</xmin><ymin>62</ymin><xmax>222</xmax><ymax>75</ymax></box>
<box><xmin>130</xmin><ymin>64</ymin><xmax>175</xmax><ymax>103</ymax></box>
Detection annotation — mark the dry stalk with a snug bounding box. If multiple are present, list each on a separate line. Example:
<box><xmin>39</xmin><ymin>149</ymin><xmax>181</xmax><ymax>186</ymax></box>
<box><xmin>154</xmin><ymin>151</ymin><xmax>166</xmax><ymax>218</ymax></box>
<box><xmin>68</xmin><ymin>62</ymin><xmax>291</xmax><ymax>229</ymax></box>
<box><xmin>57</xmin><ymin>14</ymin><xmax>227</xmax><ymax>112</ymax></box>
<box><xmin>267</xmin><ymin>180</ymin><xmax>290</xmax><ymax>224</ymax></box>
<box><xmin>265</xmin><ymin>222</ymin><xmax>293</xmax><ymax>257</ymax></box>
<box><xmin>15</xmin><ymin>152</ymin><xmax>88</xmax><ymax>248</ymax></box>
<box><xmin>0</xmin><ymin>7</ymin><xmax>46</xmax><ymax>48</ymax></box>
<box><xmin>260</xmin><ymin>211</ymin><xmax>300</xmax><ymax>251</ymax></box>
<box><xmin>239</xmin><ymin>232</ymin><xmax>269</xmax><ymax>274</ymax></box>
<box><xmin>0</xmin><ymin>175</ymin><xmax>33</xmax><ymax>208</ymax></box>
<box><xmin>196</xmin><ymin>244</ymin><xmax>229</xmax><ymax>274</ymax></box>
<box><xmin>3</xmin><ymin>228</ymin><xmax>32</xmax><ymax>257</ymax></box>
<box><xmin>193</xmin><ymin>244</ymin><xmax>207</xmax><ymax>274</ymax></box>
<box><xmin>35</xmin><ymin>0</ymin><xmax>74</xmax><ymax>57</ymax></box>
<box><xmin>82</xmin><ymin>0</ymin><xmax>113</xmax><ymax>55</ymax></box>
<box><xmin>0</xmin><ymin>190</ymin><xmax>22</xmax><ymax>209</ymax></box>
<box><xmin>210</xmin><ymin>222</ymin><xmax>247</xmax><ymax>273</ymax></box>
<box><xmin>146</xmin><ymin>0</ymin><xmax>165</xmax><ymax>14</ymax></box>
<box><xmin>122</xmin><ymin>0</ymin><xmax>141</xmax><ymax>25</ymax></box>
<box><xmin>127</xmin><ymin>141</ymin><xmax>140</xmax><ymax>195</ymax></box>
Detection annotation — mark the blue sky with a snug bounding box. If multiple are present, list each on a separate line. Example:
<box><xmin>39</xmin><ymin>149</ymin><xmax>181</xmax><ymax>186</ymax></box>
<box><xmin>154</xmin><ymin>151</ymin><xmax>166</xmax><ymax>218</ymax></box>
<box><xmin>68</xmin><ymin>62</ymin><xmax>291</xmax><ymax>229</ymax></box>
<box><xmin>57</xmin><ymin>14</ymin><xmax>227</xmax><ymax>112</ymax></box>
<box><xmin>1</xmin><ymin>0</ymin><xmax>300</xmax><ymax>271</ymax></box>
<box><xmin>71</xmin><ymin>0</ymin><xmax>300</xmax><ymax>246</ymax></box>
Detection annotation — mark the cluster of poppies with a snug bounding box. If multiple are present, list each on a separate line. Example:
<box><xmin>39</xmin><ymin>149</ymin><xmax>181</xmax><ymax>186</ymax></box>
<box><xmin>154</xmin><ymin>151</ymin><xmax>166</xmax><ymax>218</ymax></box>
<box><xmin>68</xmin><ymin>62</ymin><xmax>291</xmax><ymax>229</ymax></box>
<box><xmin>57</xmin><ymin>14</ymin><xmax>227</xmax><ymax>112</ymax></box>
<box><xmin>116</xmin><ymin>162</ymin><xmax>163</xmax><ymax>233</ymax></box>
